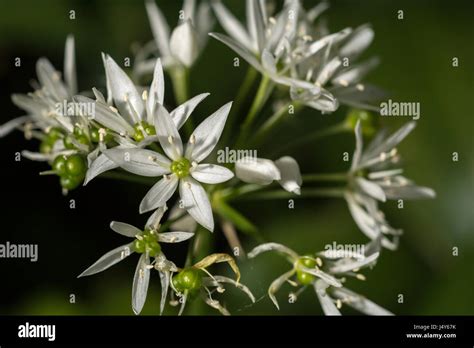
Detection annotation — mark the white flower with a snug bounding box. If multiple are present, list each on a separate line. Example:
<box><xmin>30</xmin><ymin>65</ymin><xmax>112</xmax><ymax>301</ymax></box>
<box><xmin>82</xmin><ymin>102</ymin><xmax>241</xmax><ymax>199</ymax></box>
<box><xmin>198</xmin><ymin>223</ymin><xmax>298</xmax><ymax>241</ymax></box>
<box><xmin>78</xmin><ymin>205</ymin><xmax>194</xmax><ymax>315</ymax></box>
<box><xmin>136</xmin><ymin>0</ymin><xmax>213</xmax><ymax>72</ymax></box>
<box><xmin>104</xmin><ymin>100</ymin><xmax>234</xmax><ymax>231</ymax></box>
<box><xmin>249</xmin><ymin>241</ymin><xmax>392</xmax><ymax>315</ymax></box>
<box><xmin>235</xmin><ymin>156</ymin><xmax>302</xmax><ymax>194</ymax></box>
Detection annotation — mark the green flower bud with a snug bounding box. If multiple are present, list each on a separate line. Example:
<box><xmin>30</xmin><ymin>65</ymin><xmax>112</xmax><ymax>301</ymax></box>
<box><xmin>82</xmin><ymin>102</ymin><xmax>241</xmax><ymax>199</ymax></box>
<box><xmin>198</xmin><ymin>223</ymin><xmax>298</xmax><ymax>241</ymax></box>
<box><xmin>65</xmin><ymin>155</ymin><xmax>87</xmax><ymax>177</ymax></box>
<box><xmin>52</xmin><ymin>156</ymin><xmax>67</xmax><ymax>176</ymax></box>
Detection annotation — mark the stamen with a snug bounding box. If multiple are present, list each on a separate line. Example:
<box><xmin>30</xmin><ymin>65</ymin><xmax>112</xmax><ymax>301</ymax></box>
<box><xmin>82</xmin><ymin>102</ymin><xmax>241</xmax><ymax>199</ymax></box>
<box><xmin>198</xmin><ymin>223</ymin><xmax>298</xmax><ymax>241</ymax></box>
<box><xmin>356</xmin><ymin>273</ymin><xmax>366</xmax><ymax>281</ymax></box>
<box><xmin>356</xmin><ymin>83</ymin><xmax>365</xmax><ymax>91</ymax></box>
<box><xmin>142</xmin><ymin>90</ymin><xmax>148</xmax><ymax>101</ymax></box>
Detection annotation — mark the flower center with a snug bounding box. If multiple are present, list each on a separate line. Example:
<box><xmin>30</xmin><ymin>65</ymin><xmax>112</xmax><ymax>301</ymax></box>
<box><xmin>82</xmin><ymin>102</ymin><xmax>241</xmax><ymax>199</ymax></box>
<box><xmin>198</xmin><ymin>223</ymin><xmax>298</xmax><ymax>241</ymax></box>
<box><xmin>170</xmin><ymin>157</ymin><xmax>191</xmax><ymax>178</ymax></box>
<box><xmin>133</xmin><ymin>121</ymin><xmax>156</xmax><ymax>142</ymax></box>
<box><xmin>132</xmin><ymin>229</ymin><xmax>161</xmax><ymax>257</ymax></box>
<box><xmin>172</xmin><ymin>267</ymin><xmax>202</xmax><ymax>293</ymax></box>
<box><xmin>295</xmin><ymin>256</ymin><xmax>317</xmax><ymax>285</ymax></box>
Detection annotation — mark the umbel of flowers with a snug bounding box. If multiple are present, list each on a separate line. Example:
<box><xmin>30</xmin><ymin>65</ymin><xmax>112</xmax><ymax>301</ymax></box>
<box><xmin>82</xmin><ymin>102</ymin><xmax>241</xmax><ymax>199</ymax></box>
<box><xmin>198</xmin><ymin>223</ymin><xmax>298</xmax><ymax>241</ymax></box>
<box><xmin>1</xmin><ymin>0</ymin><xmax>435</xmax><ymax>315</ymax></box>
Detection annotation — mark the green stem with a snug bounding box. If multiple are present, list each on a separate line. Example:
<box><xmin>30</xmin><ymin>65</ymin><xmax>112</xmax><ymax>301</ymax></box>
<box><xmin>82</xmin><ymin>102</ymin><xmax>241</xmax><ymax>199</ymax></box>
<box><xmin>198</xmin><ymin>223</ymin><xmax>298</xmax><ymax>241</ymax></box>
<box><xmin>235</xmin><ymin>75</ymin><xmax>273</xmax><ymax>148</ymax></box>
<box><xmin>270</xmin><ymin>122</ymin><xmax>349</xmax><ymax>157</ymax></box>
<box><xmin>100</xmin><ymin>171</ymin><xmax>156</xmax><ymax>186</ymax></box>
<box><xmin>170</xmin><ymin>67</ymin><xmax>192</xmax><ymax>134</ymax></box>
<box><xmin>221</xmin><ymin>67</ymin><xmax>258</xmax><ymax>146</ymax></box>
<box><xmin>235</xmin><ymin>188</ymin><xmax>345</xmax><ymax>201</ymax></box>
<box><xmin>251</xmin><ymin>101</ymin><xmax>303</xmax><ymax>147</ymax></box>
<box><xmin>302</xmin><ymin>173</ymin><xmax>348</xmax><ymax>182</ymax></box>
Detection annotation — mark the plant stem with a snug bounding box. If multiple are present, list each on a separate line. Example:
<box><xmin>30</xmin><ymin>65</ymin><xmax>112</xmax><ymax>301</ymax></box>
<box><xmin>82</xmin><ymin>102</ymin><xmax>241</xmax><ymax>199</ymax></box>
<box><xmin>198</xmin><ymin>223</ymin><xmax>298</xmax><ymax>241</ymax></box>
<box><xmin>270</xmin><ymin>122</ymin><xmax>349</xmax><ymax>157</ymax></box>
<box><xmin>235</xmin><ymin>75</ymin><xmax>273</xmax><ymax>149</ymax></box>
<box><xmin>302</xmin><ymin>173</ymin><xmax>348</xmax><ymax>182</ymax></box>
<box><xmin>170</xmin><ymin>66</ymin><xmax>192</xmax><ymax>134</ymax></box>
<box><xmin>100</xmin><ymin>171</ymin><xmax>156</xmax><ymax>186</ymax></box>
<box><xmin>235</xmin><ymin>188</ymin><xmax>345</xmax><ymax>201</ymax></box>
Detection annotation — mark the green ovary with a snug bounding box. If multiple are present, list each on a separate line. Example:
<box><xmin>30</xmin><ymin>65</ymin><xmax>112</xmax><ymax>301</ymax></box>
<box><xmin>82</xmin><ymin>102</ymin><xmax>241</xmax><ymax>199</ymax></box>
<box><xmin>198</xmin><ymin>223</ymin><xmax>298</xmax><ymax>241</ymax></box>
<box><xmin>132</xmin><ymin>229</ymin><xmax>161</xmax><ymax>256</ymax></box>
<box><xmin>296</xmin><ymin>256</ymin><xmax>317</xmax><ymax>285</ymax></box>
<box><xmin>170</xmin><ymin>158</ymin><xmax>191</xmax><ymax>179</ymax></box>
<box><xmin>133</xmin><ymin>122</ymin><xmax>156</xmax><ymax>142</ymax></box>
<box><xmin>172</xmin><ymin>267</ymin><xmax>202</xmax><ymax>293</ymax></box>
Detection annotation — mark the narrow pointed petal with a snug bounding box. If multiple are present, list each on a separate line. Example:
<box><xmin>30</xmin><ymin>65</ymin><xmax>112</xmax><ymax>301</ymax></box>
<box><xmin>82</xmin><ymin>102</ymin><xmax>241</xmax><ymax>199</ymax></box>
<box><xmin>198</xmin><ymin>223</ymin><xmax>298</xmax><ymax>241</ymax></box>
<box><xmin>179</xmin><ymin>177</ymin><xmax>214</xmax><ymax>232</ymax></box>
<box><xmin>84</xmin><ymin>153</ymin><xmax>119</xmax><ymax>185</ymax></box>
<box><xmin>154</xmin><ymin>104</ymin><xmax>183</xmax><ymax>160</ymax></box>
<box><xmin>132</xmin><ymin>254</ymin><xmax>150</xmax><ymax>315</ymax></box>
<box><xmin>355</xmin><ymin>177</ymin><xmax>386</xmax><ymax>202</ymax></box>
<box><xmin>140</xmin><ymin>174</ymin><xmax>179</xmax><ymax>214</ymax></box>
<box><xmin>351</xmin><ymin>120</ymin><xmax>364</xmax><ymax>170</ymax></box>
<box><xmin>332</xmin><ymin>287</ymin><xmax>393</xmax><ymax>315</ymax></box>
<box><xmin>203</xmin><ymin>275</ymin><xmax>255</xmax><ymax>303</ymax></box>
<box><xmin>204</xmin><ymin>296</ymin><xmax>230</xmax><ymax>315</ymax></box>
<box><xmin>364</xmin><ymin>122</ymin><xmax>416</xmax><ymax>161</ymax></box>
<box><xmin>0</xmin><ymin>116</ymin><xmax>31</xmax><ymax>137</ymax></box>
<box><xmin>170</xmin><ymin>20</ymin><xmax>199</xmax><ymax>67</ymax></box>
<box><xmin>275</xmin><ymin>156</ymin><xmax>302</xmax><ymax>195</ymax></box>
<box><xmin>104</xmin><ymin>148</ymin><xmax>171</xmax><ymax>177</ymax></box>
<box><xmin>191</xmin><ymin>163</ymin><xmax>234</xmax><ymax>184</ymax></box>
<box><xmin>147</xmin><ymin>58</ymin><xmax>165</xmax><ymax>113</ymax></box>
<box><xmin>145</xmin><ymin>205</ymin><xmax>168</xmax><ymax>230</ymax></box>
<box><xmin>261</xmin><ymin>49</ymin><xmax>277</xmax><ymax>75</ymax></box>
<box><xmin>329</xmin><ymin>252</ymin><xmax>380</xmax><ymax>274</ymax></box>
<box><xmin>248</xmin><ymin>242</ymin><xmax>299</xmax><ymax>260</ymax></box>
<box><xmin>36</xmin><ymin>58</ymin><xmax>69</xmax><ymax>100</ymax></box>
<box><xmin>314</xmin><ymin>280</ymin><xmax>341</xmax><ymax>316</ymax></box>
<box><xmin>64</xmin><ymin>35</ymin><xmax>77</xmax><ymax>94</ymax></box>
<box><xmin>145</xmin><ymin>0</ymin><xmax>171</xmax><ymax>57</ymax></box>
<box><xmin>340</xmin><ymin>25</ymin><xmax>374</xmax><ymax>58</ymax></box>
<box><xmin>159</xmin><ymin>270</ymin><xmax>170</xmax><ymax>315</ymax></box>
<box><xmin>246</xmin><ymin>0</ymin><xmax>265</xmax><ymax>52</ymax></box>
<box><xmin>110</xmin><ymin>221</ymin><xmax>142</xmax><ymax>238</ymax></box>
<box><xmin>170</xmin><ymin>93</ymin><xmax>210</xmax><ymax>130</ymax></box>
<box><xmin>300</xmin><ymin>267</ymin><xmax>342</xmax><ymax>287</ymax></box>
<box><xmin>212</xmin><ymin>1</ymin><xmax>253</xmax><ymax>51</ymax></box>
<box><xmin>187</xmin><ymin>102</ymin><xmax>232</xmax><ymax>162</ymax></box>
<box><xmin>158</xmin><ymin>231</ymin><xmax>194</xmax><ymax>243</ymax></box>
<box><xmin>78</xmin><ymin>243</ymin><xmax>134</xmax><ymax>277</ymax></box>
<box><xmin>235</xmin><ymin>157</ymin><xmax>280</xmax><ymax>185</ymax></box>
<box><xmin>268</xmin><ymin>270</ymin><xmax>295</xmax><ymax>310</ymax></box>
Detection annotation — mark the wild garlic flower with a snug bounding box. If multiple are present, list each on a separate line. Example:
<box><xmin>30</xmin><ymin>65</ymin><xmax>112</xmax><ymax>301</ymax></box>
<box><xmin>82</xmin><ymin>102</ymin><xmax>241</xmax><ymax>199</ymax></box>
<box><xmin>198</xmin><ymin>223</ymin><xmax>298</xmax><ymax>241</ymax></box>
<box><xmin>235</xmin><ymin>156</ymin><xmax>302</xmax><ymax>195</ymax></box>
<box><xmin>135</xmin><ymin>0</ymin><xmax>212</xmax><ymax>75</ymax></box>
<box><xmin>104</xmin><ymin>100</ymin><xmax>234</xmax><ymax>231</ymax></box>
<box><xmin>345</xmin><ymin>121</ymin><xmax>436</xmax><ymax>249</ymax></box>
<box><xmin>81</xmin><ymin>56</ymin><xmax>209</xmax><ymax>184</ymax></box>
<box><xmin>78</xmin><ymin>205</ymin><xmax>194</xmax><ymax>315</ymax></box>
<box><xmin>249</xmin><ymin>241</ymin><xmax>392</xmax><ymax>315</ymax></box>
<box><xmin>170</xmin><ymin>253</ymin><xmax>255</xmax><ymax>315</ymax></box>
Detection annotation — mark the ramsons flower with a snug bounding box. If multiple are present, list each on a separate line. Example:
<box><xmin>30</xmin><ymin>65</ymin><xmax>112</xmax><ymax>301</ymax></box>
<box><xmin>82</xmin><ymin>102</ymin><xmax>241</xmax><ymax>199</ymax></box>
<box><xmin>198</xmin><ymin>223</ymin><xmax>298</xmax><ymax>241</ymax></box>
<box><xmin>235</xmin><ymin>156</ymin><xmax>302</xmax><ymax>194</ymax></box>
<box><xmin>170</xmin><ymin>253</ymin><xmax>254</xmax><ymax>315</ymax></box>
<box><xmin>104</xmin><ymin>100</ymin><xmax>234</xmax><ymax>231</ymax></box>
<box><xmin>78</xmin><ymin>205</ymin><xmax>194</xmax><ymax>315</ymax></box>
<box><xmin>249</xmin><ymin>241</ymin><xmax>392</xmax><ymax>315</ymax></box>
<box><xmin>345</xmin><ymin>121</ymin><xmax>436</xmax><ymax>249</ymax></box>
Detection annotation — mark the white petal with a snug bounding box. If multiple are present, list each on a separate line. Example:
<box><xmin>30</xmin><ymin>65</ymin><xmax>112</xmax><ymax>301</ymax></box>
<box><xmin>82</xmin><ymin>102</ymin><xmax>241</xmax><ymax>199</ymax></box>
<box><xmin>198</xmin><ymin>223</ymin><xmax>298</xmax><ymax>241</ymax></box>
<box><xmin>84</xmin><ymin>153</ymin><xmax>119</xmax><ymax>185</ymax></box>
<box><xmin>191</xmin><ymin>163</ymin><xmax>234</xmax><ymax>184</ymax></box>
<box><xmin>159</xmin><ymin>269</ymin><xmax>170</xmax><ymax>315</ymax></box>
<box><xmin>275</xmin><ymin>156</ymin><xmax>302</xmax><ymax>195</ymax></box>
<box><xmin>147</xmin><ymin>58</ymin><xmax>165</xmax><ymax>114</ymax></box>
<box><xmin>78</xmin><ymin>243</ymin><xmax>134</xmax><ymax>277</ymax></box>
<box><xmin>132</xmin><ymin>254</ymin><xmax>150</xmax><ymax>315</ymax></box>
<box><xmin>364</xmin><ymin>122</ymin><xmax>416</xmax><ymax>161</ymax></box>
<box><xmin>314</xmin><ymin>280</ymin><xmax>341</xmax><ymax>316</ymax></box>
<box><xmin>351</xmin><ymin>120</ymin><xmax>363</xmax><ymax>170</ymax></box>
<box><xmin>300</xmin><ymin>267</ymin><xmax>342</xmax><ymax>287</ymax></box>
<box><xmin>261</xmin><ymin>49</ymin><xmax>277</xmax><ymax>75</ymax></box>
<box><xmin>104</xmin><ymin>148</ymin><xmax>171</xmax><ymax>177</ymax></box>
<box><xmin>211</xmin><ymin>1</ymin><xmax>253</xmax><ymax>51</ymax></box>
<box><xmin>110</xmin><ymin>221</ymin><xmax>142</xmax><ymax>238</ymax></box>
<box><xmin>170</xmin><ymin>93</ymin><xmax>210</xmax><ymax>130</ymax></box>
<box><xmin>179</xmin><ymin>177</ymin><xmax>214</xmax><ymax>232</ymax></box>
<box><xmin>248</xmin><ymin>242</ymin><xmax>299</xmax><ymax>260</ymax></box>
<box><xmin>383</xmin><ymin>185</ymin><xmax>436</xmax><ymax>200</ymax></box>
<box><xmin>203</xmin><ymin>275</ymin><xmax>255</xmax><ymax>303</ymax></box>
<box><xmin>246</xmin><ymin>0</ymin><xmax>265</xmax><ymax>52</ymax></box>
<box><xmin>340</xmin><ymin>25</ymin><xmax>374</xmax><ymax>58</ymax></box>
<box><xmin>140</xmin><ymin>175</ymin><xmax>179</xmax><ymax>214</ymax></box>
<box><xmin>355</xmin><ymin>177</ymin><xmax>386</xmax><ymax>202</ymax></box>
<box><xmin>209</xmin><ymin>33</ymin><xmax>264</xmax><ymax>72</ymax></box>
<box><xmin>316</xmin><ymin>57</ymin><xmax>342</xmax><ymax>86</ymax></box>
<box><xmin>332</xmin><ymin>287</ymin><xmax>393</xmax><ymax>315</ymax></box>
<box><xmin>0</xmin><ymin>116</ymin><xmax>31</xmax><ymax>137</ymax></box>
<box><xmin>22</xmin><ymin>150</ymin><xmax>53</xmax><ymax>162</ymax></box>
<box><xmin>158</xmin><ymin>232</ymin><xmax>194</xmax><ymax>243</ymax></box>
<box><xmin>36</xmin><ymin>58</ymin><xmax>69</xmax><ymax>100</ymax></box>
<box><xmin>101</xmin><ymin>53</ymin><xmax>113</xmax><ymax>105</ymax></box>
<box><xmin>187</xmin><ymin>102</ymin><xmax>232</xmax><ymax>162</ymax></box>
<box><xmin>104</xmin><ymin>55</ymin><xmax>143</xmax><ymax>124</ymax></box>
<box><xmin>170</xmin><ymin>20</ymin><xmax>199</xmax><ymax>67</ymax></box>
<box><xmin>154</xmin><ymin>104</ymin><xmax>183</xmax><ymax>161</ymax></box>
<box><xmin>268</xmin><ymin>270</ymin><xmax>295</xmax><ymax>310</ymax></box>
<box><xmin>64</xmin><ymin>35</ymin><xmax>77</xmax><ymax>94</ymax></box>
<box><xmin>145</xmin><ymin>0</ymin><xmax>171</xmax><ymax>57</ymax></box>
<box><xmin>235</xmin><ymin>157</ymin><xmax>280</xmax><ymax>185</ymax></box>
<box><xmin>329</xmin><ymin>252</ymin><xmax>380</xmax><ymax>274</ymax></box>
<box><xmin>145</xmin><ymin>205</ymin><xmax>168</xmax><ymax>230</ymax></box>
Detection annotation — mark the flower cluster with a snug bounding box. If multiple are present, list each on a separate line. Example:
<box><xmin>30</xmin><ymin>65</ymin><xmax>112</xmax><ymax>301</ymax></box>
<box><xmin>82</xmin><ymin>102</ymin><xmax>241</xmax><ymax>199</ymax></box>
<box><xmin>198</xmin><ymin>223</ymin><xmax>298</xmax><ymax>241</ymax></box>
<box><xmin>2</xmin><ymin>0</ymin><xmax>435</xmax><ymax>315</ymax></box>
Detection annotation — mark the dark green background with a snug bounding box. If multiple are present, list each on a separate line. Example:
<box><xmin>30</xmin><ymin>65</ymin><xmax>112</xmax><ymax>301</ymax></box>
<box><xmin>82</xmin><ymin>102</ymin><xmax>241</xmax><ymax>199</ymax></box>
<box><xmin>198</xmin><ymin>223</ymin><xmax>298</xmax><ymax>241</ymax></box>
<box><xmin>0</xmin><ymin>0</ymin><xmax>472</xmax><ymax>315</ymax></box>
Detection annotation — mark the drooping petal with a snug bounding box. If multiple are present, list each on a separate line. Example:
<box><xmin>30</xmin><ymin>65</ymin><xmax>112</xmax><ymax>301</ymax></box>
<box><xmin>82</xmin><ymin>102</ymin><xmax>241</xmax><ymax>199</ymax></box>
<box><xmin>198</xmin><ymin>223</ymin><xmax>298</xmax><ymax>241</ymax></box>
<box><xmin>314</xmin><ymin>280</ymin><xmax>341</xmax><ymax>316</ymax></box>
<box><xmin>351</xmin><ymin>120</ymin><xmax>364</xmax><ymax>170</ymax></box>
<box><xmin>0</xmin><ymin>116</ymin><xmax>31</xmax><ymax>137</ymax></box>
<box><xmin>329</xmin><ymin>252</ymin><xmax>380</xmax><ymax>274</ymax></box>
<box><xmin>268</xmin><ymin>269</ymin><xmax>295</xmax><ymax>310</ymax></box>
<box><xmin>299</xmin><ymin>267</ymin><xmax>342</xmax><ymax>287</ymax></box>
<box><xmin>64</xmin><ymin>35</ymin><xmax>77</xmax><ymax>94</ymax></box>
<box><xmin>77</xmin><ymin>243</ymin><xmax>134</xmax><ymax>277</ymax></box>
<box><xmin>145</xmin><ymin>0</ymin><xmax>171</xmax><ymax>57</ymax></box>
<box><xmin>248</xmin><ymin>242</ymin><xmax>299</xmax><ymax>260</ymax></box>
<box><xmin>110</xmin><ymin>221</ymin><xmax>142</xmax><ymax>238</ymax></box>
<box><xmin>158</xmin><ymin>231</ymin><xmax>194</xmax><ymax>243</ymax></box>
<box><xmin>104</xmin><ymin>148</ymin><xmax>171</xmax><ymax>177</ymax></box>
<box><xmin>154</xmin><ymin>104</ymin><xmax>183</xmax><ymax>161</ymax></box>
<box><xmin>235</xmin><ymin>157</ymin><xmax>280</xmax><ymax>185</ymax></box>
<box><xmin>203</xmin><ymin>275</ymin><xmax>255</xmax><ymax>303</ymax></box>
<box><xmin>132</xmin><ymin>254</ymin><xmax>151</xmax><ymax>315</ymax></box>
<box><xmin>191</xmin><ymin>163</ymin><xmax>234</xmax><ymax>184</ymax></box>
<box><xmin>187</xmin><ymin>102</ymin><xmax>232</xmax><ymax>163</ymax></box>
<box><xmin>179</xmin><ymin>177</ymin><xmax>214</xmax><ymax>232</ymax></box>
<box><xmin>170</xmin><ymin>93</ymin><xmax>210</xmax><ymax>130</ymax></box>
<box><xmin>159</xmin><ymin>269</ymin><xmax>170</xmax><ymax>315</ymax></box>
<box><xmin>275</xmin><ymin>156</ymin><xmax>302</xmax><ymax>194</ymax></box>
<box><xmin>104</xmin><ymin>55</ymin><xmax>143</xmax><ymax>124</ymax></box>
<box><xmin>332</xmin><ymin>287</ymin><xmax>393</xmax><ymax>315</ymax></box>
<box><xmin>203</xmin><ymin>296</ymin><xmax>230</xmax><ymax>316</ymax></box>
<box><xmin>140</xmin><ymin>174</ymin><xmax>179</xmax><ymax>214</ymax></box>
<box><xmin>170</xmin><ymin>20</ymin><xmax>199</xmax><ymax>67</ymax></box>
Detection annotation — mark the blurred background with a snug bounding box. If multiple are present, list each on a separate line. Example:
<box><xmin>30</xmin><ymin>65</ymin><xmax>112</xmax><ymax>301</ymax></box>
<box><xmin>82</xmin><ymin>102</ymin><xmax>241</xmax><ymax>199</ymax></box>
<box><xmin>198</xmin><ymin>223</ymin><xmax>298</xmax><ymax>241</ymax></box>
<box><xmin>0</xmin><ymin>0</ymin><xmax>472</xmax><ymax>315</ymax></box>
